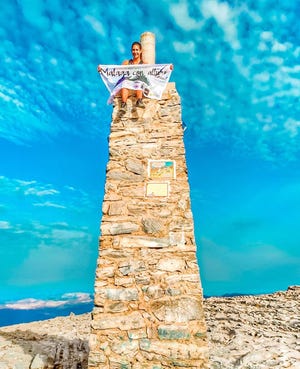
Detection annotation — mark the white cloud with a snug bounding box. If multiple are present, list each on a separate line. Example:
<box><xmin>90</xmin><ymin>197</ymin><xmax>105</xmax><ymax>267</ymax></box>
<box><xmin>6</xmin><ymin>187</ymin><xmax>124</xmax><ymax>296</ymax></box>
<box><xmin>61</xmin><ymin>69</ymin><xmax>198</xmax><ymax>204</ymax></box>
<box><xmin>173</xmin><ymin>40</ymin><xmax>196</xmax><ymax>56</ymax></box>
<box><xmin>0</xmin><ymin>175</ymin><xmax>97</xmax><ymax>247</ymax></box>
<box><xmin>262</xmin><ymin>123</ymin><xmax>277</xmax><ymax>132</ymax></box>
<box><xmin>259</xmin><ymin>31</ymin><xmax>291</xmax><ymax>53</ymax></box>
<box><xmin>258</xmin><ymin>41</ymin><xmax>268</xmax><ymax>51</ymax></box>
<box><xmin>0</xmin><ymin>221</ymin><xmax>11</xmax><ymax>229</ymax></box>
<box><xmin>170</xmin><ymin>0</ymin><xmax>203</xmax><ymax>31</ymax></box>
<box><xmin>25</xmin><ymin>188</ymin><xmax>59</xmax><ymax>196</ymax></box>
<box><xmin>267</xmin><ymin>56</ymin><xmax>284</xmax><ymax>66</ymax></box>
<box><xmin>0</xmin><ymin>177</ymin><xmax>65</xmax><ymax>209</ymax></box>
<box><xmin>84</xmin><ymin>15</ymin><xmax>106</xmax><ymax>36</ymax></box>
<box><xmin>16</xmin><ymin>179</ymin><xmax>37</xmax><ymax>186</ymax></box>
<box><xmin>284</xmin><ymin>119</ymin><xmax>300</xmax><ymax>137</ymax></box>
<box><xmin>254</xmin><ymin>72</ymin><xmax>270</xmax><ymax>83</ymax></box>
<box><xmin>61</xmin><ymin>292</ymin><xmax>92</xmax><ymax>303</ymax></box>
<box><xmin>51</xmin><ymin>229</ymin><xmax>89</xmax><ymax>240</ymax></box>
<box><xmin>200</xmin><ymin>0</ymin><xmax>240</xmax><ymax>49</ymax></box>
<box><xmin>233</xmin><ymin>55</ymin><xmax>250</xmax><ymax>78</ymax></box>
<box><xmin>282</xmin><ymin>65</ymin><xmax>300</xmax><ymax>74</ymax></box>
<box><xmin>293</xmin><ymin>47</ymin><xmax>300</xmax><ymax>57</ymax></box>
<box><xmin>0</xmin><ymin>91</ymin><xmax>24</xmax><ymax>108</ymax></box>
<box><xmin>256</xmin><ymin>113</ymin><xmax>272</xmax><ymax>123</ymax></box>
<box><xmin>50</xmin><ymin>58</ymin><xmax>58</xmax><ymax>66</ymax></box>
<box><xmin>33</xmin><ymin>201</ymin><xmax>66</xmax><ymax>208</ymax></box>
<box><xmin>260</xmin><ymin>31</ymin><xmax>273</xmax><ymax>41</ymax></box>
<box><xmin>241</xmin><ymin>5</ymin><xmax>262</xmax><ymax>23</ymax></box>
<box><xmin>272</xmin><ymin>40</ymin><xmax>290</xmax><ymax>52</ymax></box>
<box><xmin>0</xmin><ymin>292</ymin><xmax>92</xmax><ymax>310</ymax></box>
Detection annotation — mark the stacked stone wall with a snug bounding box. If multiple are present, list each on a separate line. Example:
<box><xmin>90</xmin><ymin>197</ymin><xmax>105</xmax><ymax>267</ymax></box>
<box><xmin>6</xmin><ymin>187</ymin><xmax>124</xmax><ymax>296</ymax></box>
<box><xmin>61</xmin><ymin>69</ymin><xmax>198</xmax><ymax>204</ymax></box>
<box><xmin>88</xmin><ymin>83</ymin><xmax>209</xmax><ymax>369</ymax></box>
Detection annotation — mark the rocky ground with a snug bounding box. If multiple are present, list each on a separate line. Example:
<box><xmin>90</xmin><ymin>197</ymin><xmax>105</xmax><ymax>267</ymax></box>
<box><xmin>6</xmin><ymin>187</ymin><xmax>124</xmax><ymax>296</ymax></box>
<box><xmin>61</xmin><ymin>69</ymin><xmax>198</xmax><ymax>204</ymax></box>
<box><xmin>0</xmin><ymin>286</ymin><xmax>299</xmax><ymax>369</ymax></box>
<box><xmin>205</xmin><ymin>285</ymin><xmax>299</xmax><ymax>369</ymax></box>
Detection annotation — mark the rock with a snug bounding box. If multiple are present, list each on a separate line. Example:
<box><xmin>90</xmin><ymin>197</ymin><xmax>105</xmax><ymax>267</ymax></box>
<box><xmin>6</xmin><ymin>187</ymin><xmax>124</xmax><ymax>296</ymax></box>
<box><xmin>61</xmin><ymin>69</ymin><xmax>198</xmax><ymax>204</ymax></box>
<box><xmin>101</xmin><ymin>222</ymin><xmax>139</xmax><ymax>235</ymax></box>
<box><xmin>30</xmin><ymin>354</ymin><xmax>46</xmax><ymax>369</ymax></box>
<box><xmin>156</xmin><ymin>257</ymin><xmax>186</xmax><ymax>272</ymax></box>
<box><xmin>91</xmin><ymin>311</ymin><xmax>146</xmax><ymax>331</ymax></box>
<box><xmin>151</xmin><ymin>296</ymin><xmax>204</xmax><ymax>322</ymax></box>
<box><xmin>205</xmin><ymin>286</ymin><xmax>300</xmax><ymax>369</ymax></box>
<box><xmin>142</xmin><ymin>218</ymin><xmax>163</xmax><ymax>234</ymax></box>
<box><xmin>125</xmin><ymin>158</ymin><xmax>144</xmax><ymax>175</ymax></box>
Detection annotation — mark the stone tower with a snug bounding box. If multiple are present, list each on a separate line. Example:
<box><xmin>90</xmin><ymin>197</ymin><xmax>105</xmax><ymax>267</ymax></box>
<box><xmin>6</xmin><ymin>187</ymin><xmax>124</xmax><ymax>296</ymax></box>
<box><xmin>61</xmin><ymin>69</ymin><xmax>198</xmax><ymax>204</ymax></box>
<box><xmin>88</xmin><ymin>34</ymin><xmax>209</xmax><ymax>369</ymax></box>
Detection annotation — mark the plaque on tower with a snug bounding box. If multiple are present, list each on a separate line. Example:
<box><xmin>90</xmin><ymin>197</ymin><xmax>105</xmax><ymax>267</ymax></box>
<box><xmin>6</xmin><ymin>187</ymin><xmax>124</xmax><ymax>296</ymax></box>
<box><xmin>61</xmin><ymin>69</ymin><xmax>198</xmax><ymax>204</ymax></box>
<box><xmin>148</xmin><ymin>159</ymin><xmax>176</xmax><ymax>179</ymax></box>
<box><xmin>146</xmin><ymin>182</ymin><xmax>169</xmax><ymax>197</ymax></box>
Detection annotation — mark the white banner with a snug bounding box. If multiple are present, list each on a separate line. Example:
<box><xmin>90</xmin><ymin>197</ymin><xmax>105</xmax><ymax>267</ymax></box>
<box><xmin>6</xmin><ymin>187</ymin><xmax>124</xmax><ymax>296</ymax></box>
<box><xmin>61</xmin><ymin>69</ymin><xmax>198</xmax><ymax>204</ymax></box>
<box><xmin>98</xmin><ymin>64</ymin><xmax>173</xmax><ymax>103</ymax></box>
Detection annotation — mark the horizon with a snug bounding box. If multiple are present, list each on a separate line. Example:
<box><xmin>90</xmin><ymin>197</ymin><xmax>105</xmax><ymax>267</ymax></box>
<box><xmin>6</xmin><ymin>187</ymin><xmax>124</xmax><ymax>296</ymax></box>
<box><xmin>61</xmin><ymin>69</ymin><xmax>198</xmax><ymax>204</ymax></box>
<box><xmin>2</xmin><ymin>287</ymin><xmax>297</xmax><ymax>327</ymax></box>
<box><xmin>1</xmin><ymin>0</ymin><xmax>299</xmax><ymax>319</ymax></box>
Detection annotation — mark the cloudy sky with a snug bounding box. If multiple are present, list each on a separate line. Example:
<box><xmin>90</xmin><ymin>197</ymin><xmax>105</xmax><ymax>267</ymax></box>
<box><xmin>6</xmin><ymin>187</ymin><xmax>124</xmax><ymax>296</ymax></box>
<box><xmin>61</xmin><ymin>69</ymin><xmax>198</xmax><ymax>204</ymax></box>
<box><xmin>1</xmin><ymin>0</ymin><xmax>300</xmax><ymax>309</ymax></box>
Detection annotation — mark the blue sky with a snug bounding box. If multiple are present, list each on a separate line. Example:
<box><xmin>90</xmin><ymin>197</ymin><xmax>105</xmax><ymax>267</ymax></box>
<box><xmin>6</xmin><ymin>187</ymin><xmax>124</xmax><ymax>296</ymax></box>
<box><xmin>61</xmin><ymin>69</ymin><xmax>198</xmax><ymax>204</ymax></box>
<box><xmin>1</xmin><ymin>0</ymin><xmax>299</xmax><ymax>310</ymax></box>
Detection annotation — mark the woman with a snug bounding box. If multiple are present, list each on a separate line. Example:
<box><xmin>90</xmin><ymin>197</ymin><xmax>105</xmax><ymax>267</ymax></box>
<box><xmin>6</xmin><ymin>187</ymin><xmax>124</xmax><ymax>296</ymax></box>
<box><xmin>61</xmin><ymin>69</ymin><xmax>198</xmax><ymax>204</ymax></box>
<box><xmin>120</xmin><ymin>41</ymin><xmax>145</xmax><ymax>110</ymax></box>
<box><xmin>97</xmin><ymin>41</ymin><xmax>145</xmax><ymax>111</ymax></box>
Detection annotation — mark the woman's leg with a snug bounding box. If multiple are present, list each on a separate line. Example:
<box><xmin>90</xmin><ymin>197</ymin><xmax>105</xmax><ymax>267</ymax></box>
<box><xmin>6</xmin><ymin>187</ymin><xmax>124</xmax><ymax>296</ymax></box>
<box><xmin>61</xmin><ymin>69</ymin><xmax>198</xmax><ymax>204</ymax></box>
<box><xmin>121</xmin><ymin>88</ymin><xmax>129</xmax><ymax>103</ymax></box>
<box><xmin>136</xmin><ymin>90</ymin><xmax>143</xmax><ymax>100</ymax></box>
<box><xmin>136</xmin><ymin>89</ymin><xmax>145</xmax><ymax>108</ymax></box>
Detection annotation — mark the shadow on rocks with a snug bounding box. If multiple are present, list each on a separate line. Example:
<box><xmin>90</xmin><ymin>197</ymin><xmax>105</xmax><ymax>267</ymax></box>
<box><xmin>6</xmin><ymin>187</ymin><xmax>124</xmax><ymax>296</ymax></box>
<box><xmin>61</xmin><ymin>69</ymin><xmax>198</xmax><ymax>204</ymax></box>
<box><xmin>0</xmin><ymin>329</ymin><xmax>89</xmax><ymax>369</ymax></box>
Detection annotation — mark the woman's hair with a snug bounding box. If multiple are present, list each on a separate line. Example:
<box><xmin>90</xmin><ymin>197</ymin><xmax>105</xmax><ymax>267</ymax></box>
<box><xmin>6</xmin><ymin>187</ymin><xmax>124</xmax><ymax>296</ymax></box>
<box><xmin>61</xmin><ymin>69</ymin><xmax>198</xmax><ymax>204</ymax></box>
<box><xmin>131</xmin><ymin>41</ymin><xmax>142</xmax><ymax>50</ymax></box>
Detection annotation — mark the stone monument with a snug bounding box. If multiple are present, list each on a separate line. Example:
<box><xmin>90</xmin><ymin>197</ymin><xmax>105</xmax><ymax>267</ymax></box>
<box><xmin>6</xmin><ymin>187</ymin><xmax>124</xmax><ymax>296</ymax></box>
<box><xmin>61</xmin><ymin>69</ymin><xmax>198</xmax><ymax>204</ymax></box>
<box><xmin>140</xmin><ymin>31</ymin><xmax>156</xmax><ymax>64</ymax></box>
<box><xmin>88</xmin><ymin>32</ymin><xmax>209</xmax><ymax>369</ymax></box>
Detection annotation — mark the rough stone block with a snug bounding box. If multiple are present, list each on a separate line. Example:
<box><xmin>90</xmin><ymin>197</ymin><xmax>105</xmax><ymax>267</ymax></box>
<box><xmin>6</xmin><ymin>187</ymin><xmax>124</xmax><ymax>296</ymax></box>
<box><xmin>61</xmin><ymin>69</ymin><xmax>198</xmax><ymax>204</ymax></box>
<box><xmin>96</xmin><ymin>266</ymin><xmax>115</xmax><ymax>278</ymax></box>
<box><xmin>114</xmin><ymin>276</ymin><xmax>135</xmax><ymax>286</ymax></box>
<box><xmin>142</xmin><ymin>218</ymin><xmax>163</xmax><ymax>234</ymax></box>
<box><xmin>108</xmin><ymin>202</ymin><xmax>128</xmax><ymax>216</ymax></box>
<box><xmin>107</xmin><ymin>170</ymin><xmax>142</xmax><ymax>182</ymax></box>
<box><xmin>30</xmin><ymin>354</ymin><xmax>47</xmax><ymax>369</ymax></box>
<box><xmin>165</xmin><ymin>274</ymin><xmax>201</xmax><ymax>285</ymax></box>
<box><xmin>166</xmin><ymin>288</ymin><xmax>181</xmax><ymax>296</ymax></box>
<box><xmin>125</xmin><ymin>158</ymin><xmax>144</xmax><ymax>175</ymax></box>
<box><xmin>119</xmin><ymin>236</ymin><xmax>170</xmax><ymax>248</ymax></box>
<box><xmin>118</xmin><ymin>260</ymin><xmax>146</xmax><ymax>275</ymax></box>
<box><xmin>157</xmin><ymin>325</ymin><xmax>191</xmax><ymax>340</ymax></box>
<box><xmin>127</xmin><ymin>329</ymin><xmax>147</xmax><ymax>340</ymax></box>
<box><xmin>169</xmin><ymin>231</ymin><xmax>185</xmax><ymax>246</ymax></box>
<box><xmin>135</xmin><ymin>274</ymin><xmax>151</xmax><ymax>285</ymax></box>
<box><xmin>143</xmin><ymin>285</ymin><xmax>164</xmax><ymax>299</ymax></box>
<box><xmin>106</xmin><ymin>302</ymin><xmax>128</xmax><ymax>313</ymax></box>
<box><xmin>132</xmin><ymin>364</ymin><xmax>163</xmax><ymax>369</ymax></box>
<box><xmin>105</xmin><ymin>288</ymin><xmax>139</xmax><ymax>301</ymax></box>
<box><xmin>101</xmin><ymin>222</ymin><xmax>139</xmax><ymax>236</ymax></box>
<box><xmin>91</xmin><ymin>311</ymin><xmax>146</xmax><ymax>330</ymax></box>
<box><xmin>151</xmin><ymin>297</ymin><xmax>204</xmax><ymax>322</ymax></box>
<box><xmin>88</xmin><ymin>351</ymin><xmax>107</xmax><ymax>365</ymax></box>
<box><xmin>156</xmin><ymin>258</ymin><xmax>186</xmax><ymax>272</ymax></box>
<box><xmin>111</xmin><ymin>339</ymin><xmax>139</xmax><ymax>355</ymax></box>
<box><xmin>109</xmin><ymin>358</ymin><xmax>132</xmax><ymax>369</ymax></box>
<box><xmin>139</xmin><ymin>339</ymin><xmax>208</xmax><ymax>360</ymax></box>
<box><xmin>100</xmin><ymin>249</ymin><xmax>135</xmax><ymax>259</ymax></box>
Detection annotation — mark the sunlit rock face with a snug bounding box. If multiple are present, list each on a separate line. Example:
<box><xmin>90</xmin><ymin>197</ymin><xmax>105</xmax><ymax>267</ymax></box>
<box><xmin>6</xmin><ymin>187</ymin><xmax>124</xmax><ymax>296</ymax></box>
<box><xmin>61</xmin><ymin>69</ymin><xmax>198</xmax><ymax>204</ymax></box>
<box><xmin>0</xmin><ymin>287</ymin><xmax>299</xmax><ymax>369</ymax></box>
<box><xmin>88</xmin><ymin>84</ymin><xmax>209</xmax><ymax>369</ymax></box>
<box><xmin>205</xmin><ymin>286</ymin><xmax>300</xmax><ymax>369</ymax></box>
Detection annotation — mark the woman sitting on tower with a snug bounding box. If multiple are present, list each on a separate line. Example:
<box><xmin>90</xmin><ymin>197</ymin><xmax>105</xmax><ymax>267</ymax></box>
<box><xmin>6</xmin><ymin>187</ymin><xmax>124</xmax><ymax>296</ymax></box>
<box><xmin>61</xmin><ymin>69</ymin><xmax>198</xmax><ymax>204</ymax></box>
<box><xmin>97</xmin><ymin>41</ymin><xmax>145</xmax><ymax>112</ymax></box>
